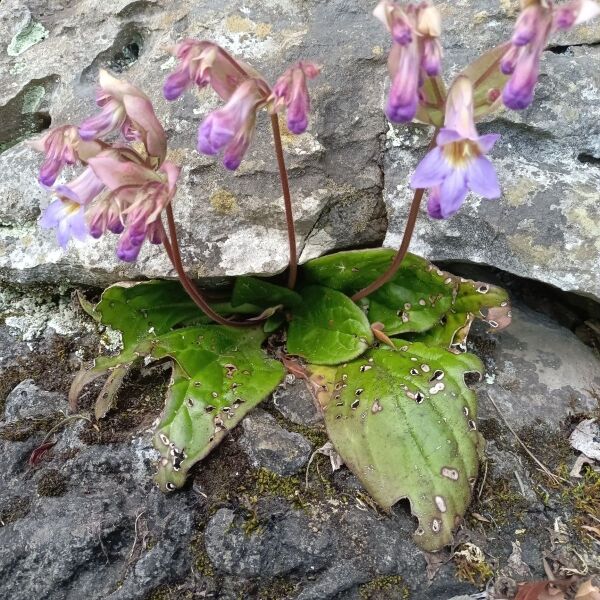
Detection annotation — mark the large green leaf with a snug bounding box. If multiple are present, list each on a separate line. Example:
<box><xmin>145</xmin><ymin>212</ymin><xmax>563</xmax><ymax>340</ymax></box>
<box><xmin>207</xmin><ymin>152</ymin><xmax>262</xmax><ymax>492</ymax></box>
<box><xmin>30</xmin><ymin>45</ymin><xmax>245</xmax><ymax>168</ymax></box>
<box><xmin>302</xmin><ymin>249</ymin><xmax>454</xmax><ymax>336</ymax></box>
<box><xmin>286</xmin><ymin>285</ymin><xmax>374</xmax><ymax>365</ymax></box>
<box><xmin>231</xmin><ymin>276</ymin><xmax>302</xmax><ymax>309</ymax></box>
<box><xmin>94</xmin><ymin>280</ymin><xmax>261</xmax><ymax>346</ymax></box>
<box><xmin>152</xmin><ymin>326</ymin><xmax>285</xmax><ymax>490</ymax></box>
<box><xmin>312</xmin><ymin>340</ymin><xmax>483</xmax><ymax>552</ymax></box>
<box><xmin>414</xmin><ymin>278</ymin><xmax>511</xmax><ymax>351</ymax></box>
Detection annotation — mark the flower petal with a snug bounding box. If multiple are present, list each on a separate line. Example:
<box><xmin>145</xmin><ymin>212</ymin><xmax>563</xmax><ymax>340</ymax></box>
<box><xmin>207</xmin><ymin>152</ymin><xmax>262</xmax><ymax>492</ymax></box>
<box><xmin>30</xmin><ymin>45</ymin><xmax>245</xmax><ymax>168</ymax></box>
<box><xmin>122</xmin><ymin>94</ymin><xmax>167</xmax><ymax>162</ymax></box>
<box><xmin>476</xmin><ymin>133</ymin><xmax>501</xmax><ymax>153</ymax></box>
<box><xmin>435</xmin><ymin>128</ymin><xmax>462</xmax><ymax>146</ymax></box>
<box><xmin>466</xmin><ymin>156</ymin><xmax>501</xmax><ymax>199</ymax></box>
<box><xmin>411</xmin><ymin>147</ymin><xmax>450</xmax><ymax>188</ymax></box>
<box><xmin>88</xmin><ymin>152</ymin><xmax>159</xmax><ymax>190</ymax></box>
<box><xmin>439</xmin><ymin>168</ymin><xmax>468</xmax><ymax>218</ymax></box>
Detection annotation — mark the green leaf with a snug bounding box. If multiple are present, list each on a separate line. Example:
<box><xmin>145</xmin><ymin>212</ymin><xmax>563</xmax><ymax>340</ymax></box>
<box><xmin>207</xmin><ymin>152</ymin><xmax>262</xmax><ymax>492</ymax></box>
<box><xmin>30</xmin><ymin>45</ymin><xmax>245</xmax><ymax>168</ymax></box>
<box><xmin>95</xmin><ymin>280</ymin><xmax>262</xmax><ymax>346</ymax></box>
<box><xmin>415</xmin><ymin>76</ymin><xmax>447</xmax><ymax>127</ymax></box>
<box><xmin>459</xmin><ymin>42</ymin><xmax>510</xmax><ymax>120</ymax></box>
<box><xmin>314</xmin><ymin>340</ymin><xmax>483</xmax><ymax>552</ymax></box>
<box><xmin>152</xmin><ymin>326</ymin><xmax>285</xmax><ymax>490</ymax></box>
<box><xmin>302</xmin><ymin>249</ymin><xmax>454</xmax><ymax>336</ymax></box>
<box><xmin>286</xmin><ymin>285</ymin><xmax>374</xmax><ymax>365</ymax></box>
<box><xmin>414</xmin><ymin>279</ymin><xmax>511</xmax><ymax>350</ymax></box>
<box><xmin>231</xmin><ymin>276</ymin><xmax>302</xmax><ymax>309</ymax></box>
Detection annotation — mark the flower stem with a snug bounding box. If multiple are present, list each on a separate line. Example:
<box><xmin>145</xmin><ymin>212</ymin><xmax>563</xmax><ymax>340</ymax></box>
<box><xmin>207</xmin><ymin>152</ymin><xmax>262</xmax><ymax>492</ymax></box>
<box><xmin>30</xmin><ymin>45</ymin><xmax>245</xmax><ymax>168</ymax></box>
<box><xmin>160</xmin><ymin>205</ymin><xmax>259</xmax><ymax>328</ymax></box>
<box><xmin>351</xmin><ymin>128</ymin><xmax>440</xmax><ymax>303</ymax></box>
<box><xmin>270</xmin><ymin>114</ymin><xmax>298</xmax><ymax>289</ymax></box>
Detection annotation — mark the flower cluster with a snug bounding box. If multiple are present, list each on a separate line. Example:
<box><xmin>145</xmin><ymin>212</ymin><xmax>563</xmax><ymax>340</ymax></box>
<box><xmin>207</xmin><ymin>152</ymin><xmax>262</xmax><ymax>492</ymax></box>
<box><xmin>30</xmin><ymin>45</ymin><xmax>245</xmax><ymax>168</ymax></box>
<box><xmin>163</xmin><ymin>39</ymin><xmax>320</xmax><ymax>169</ymax></box>
<box><xmin>374</xmin><ymin>0</ymin><xmax>443</xmax><ymax>123</ymax></box>
<box><xmin>376</xmin><ymin>0</ymin><xmax>599</xmax><ymax>219</ymax></box>
<box><xmin>34</xmin><ymin>70</ymin><xmax>179</xmax><ymax>261</ymax></box>
<box><xmin>501</xmin><ymin>0</ymin><xmax>600</xmax><ymax>110</ymax></box>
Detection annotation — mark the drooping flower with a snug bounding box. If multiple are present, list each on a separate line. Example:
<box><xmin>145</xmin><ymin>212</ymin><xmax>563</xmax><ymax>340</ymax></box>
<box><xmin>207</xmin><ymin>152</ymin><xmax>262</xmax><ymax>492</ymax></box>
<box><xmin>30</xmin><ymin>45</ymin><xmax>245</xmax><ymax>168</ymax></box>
<box><xmin>197</xmin><ymin>79</ymin><xmax>266</xmax><ymax>170</ymax></box>
<box><xmin>502</xmin><ymin>0</ymin><xmax>600</xmax><ymax>110</ymax></box>
<box><xmin>411</xmin><ymin>77</ymin><xmax>501</xmax><ymax>219</ymax></box>
<box><xmin>79</xmin><ymin>69</ymin><xmax>167</xmax><ymax>163</ymax></box>
<box><xmin>30</xmin><ymin>125</ymin><xmax>103</xmax><ymax>187</ymax></box>
<box><xmin>270</xmin><ymin>62</ymin><xmax>321</xmax><ymax>134</ymax></box>
<box><xmin>40</xmin><ymin>197</ymin><xmax>88</xmax><ymax>248</ymax></box>
<box><xmin>87</xmin><ymin>152</ymin><xmax>180</xmax><ymax>261</ymax></box>
<box><xmin>163</xmin><ymin>40</ymin><xmax>248</xmax><ymax>102</ymax></box>
<box><xmin>374</xmin><ymin>0</ymin><xmax>443</xmax><ymax>123</ymax></box>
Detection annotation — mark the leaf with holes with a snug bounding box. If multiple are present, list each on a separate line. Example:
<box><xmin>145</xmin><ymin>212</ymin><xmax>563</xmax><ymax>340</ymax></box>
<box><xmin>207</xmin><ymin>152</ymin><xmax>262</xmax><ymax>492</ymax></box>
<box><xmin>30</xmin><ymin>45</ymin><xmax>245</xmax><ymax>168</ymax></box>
<box><xmin>70</xmin><ymin>281</ymin><xmax>263</xmax><ymax>410</ymax></box>
<box><xmin>459</xmin><ymin>42</ymin><xmax>511</xmax><ymax>120</ymax></box>
<box><xmin>414</xmin><ymin>279</ymin><xmax>511</xmax><ymax>350</ymax></box>
<box><xmin>302</xmin><ymin>249</ymin><xmax>454</xmax><ymax>336</ymax></box>
<box><xmin>313</xmin><ymin>340</ymin><xmax>483</xmax><ymax>552</ymax></box>
<box><xmin>151</xmin><ymin>326</ymin><xmax>285</xmax><ymax>490</ymax></box>
<box><xmin>286</xmin><ymin>285</ymin><xmax>374</xmax><ymax>365</ymax></box>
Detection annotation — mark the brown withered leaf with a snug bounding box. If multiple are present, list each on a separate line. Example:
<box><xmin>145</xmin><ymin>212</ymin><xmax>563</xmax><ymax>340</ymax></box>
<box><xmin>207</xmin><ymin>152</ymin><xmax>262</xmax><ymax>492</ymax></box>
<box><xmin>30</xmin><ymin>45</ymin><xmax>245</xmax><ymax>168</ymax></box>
<box><xmin>514</xmin><ymin>580</ymin><xmax>572</xmax><ymax>600</ymax></box>
<box><xmin>575</xmin><ymin>579</ymin><xmax>600</xmax><ymax>600</ymax></box>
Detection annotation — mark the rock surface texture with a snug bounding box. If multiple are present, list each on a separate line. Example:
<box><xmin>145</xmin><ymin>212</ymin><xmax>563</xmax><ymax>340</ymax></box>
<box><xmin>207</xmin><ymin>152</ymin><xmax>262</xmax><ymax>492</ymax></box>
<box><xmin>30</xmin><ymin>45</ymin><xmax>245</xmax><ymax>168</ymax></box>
<box><xmin>0</xmin><ymin>0</ymin><xmax>598</xmax><ymax>298</ymax></box>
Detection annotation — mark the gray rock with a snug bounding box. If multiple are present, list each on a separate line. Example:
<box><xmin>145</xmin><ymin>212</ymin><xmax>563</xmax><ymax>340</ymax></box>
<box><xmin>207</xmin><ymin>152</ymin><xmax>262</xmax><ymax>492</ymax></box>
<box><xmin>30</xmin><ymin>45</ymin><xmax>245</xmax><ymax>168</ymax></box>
<box><xmin>0</xmin><ymin>414</ymin><xmax>196</xmax><ymax>600</ymax></box>
<box><xmin>3</xmin><ymin>379</ymin><xmax>66</xmax><ymax>422</ymax></box>
<box><xmin>272</xmin><ymin>379</ymin><xmax>322</xmax><ymax>426</ymax></box>
<box><xmin>475</xmin><ymin>304</ymin><xmax>600</xmax><ymax>429</ymax></box>
<box><xmin>204</xmin><ymin>505</ymin><xmax>333</xmax><ymax>578</ymax></box>
<box><xmin>0</xmin><ymin>0</ymin><xmax>386</xmax><ymax>286</ymax></box>
<box><xmin>238</xmin><ymin>408</ymin><xmax>312</xmax><ymax>476</ymax></box>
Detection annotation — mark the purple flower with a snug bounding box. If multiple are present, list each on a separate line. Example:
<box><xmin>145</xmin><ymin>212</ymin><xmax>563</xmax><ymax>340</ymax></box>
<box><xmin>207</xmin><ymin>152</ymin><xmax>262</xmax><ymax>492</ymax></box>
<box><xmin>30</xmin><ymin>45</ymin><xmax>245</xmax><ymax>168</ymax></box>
<box><xmin>197</xmin><ymin>79</ymin><xmax>265</xmax><ymax>169</ymax></box>
<box><xmin>411</xmin><ymin>77</ymin><xmax>501</xmax><ymax>219</ymax></box>
<box><xmin>163</xmin><ymin>40</ymin><xmax>248</xmax><ymax>102</ymax></box>
<box><xmin>502</xmin><ymin>0</ymin><xmax>600</xmax><ymax>110</ymax></box>
<box><xmin>30</xmin><ymin>126</ymin><xmax>102</xmax><ymax>187</ymax></box>
<box><xmin>88</xmin><ymin>152</ymin><xmax>180</xmax><ymax>261</ymax></box>
<box><xmin>271</xmin><ymin>62</ymin><xmax>321</xmax><ymax>134</ymax></box>
<box><xmin>54</xmin><ymin>167</ymin><xmax>105</xmax><ymax>206</ymax></box>
<box><xmin>374</xmin><ymin>1</ymin><xmax>443</xmax><ymax>123</ymax></box>
<box><xmin>79</xmin><ymin>69</ymin><xmax>167</xmax><ymax>163</ymax></box>
<box><xmin>40</xmin><ymin>198</ymin><xmax>88</xmax><ymax>248</ymax></box>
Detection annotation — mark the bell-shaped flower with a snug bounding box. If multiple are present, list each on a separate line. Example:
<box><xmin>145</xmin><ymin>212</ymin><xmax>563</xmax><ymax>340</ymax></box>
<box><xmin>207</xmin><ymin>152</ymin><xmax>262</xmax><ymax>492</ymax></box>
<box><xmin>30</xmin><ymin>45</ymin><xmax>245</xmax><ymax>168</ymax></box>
<box><xmin>197</xmin><ymin>79</ymin><xmax>265</xmax><ymax>170</ymax></box>
<box><xmin>374</xmin><ymin>1</ymin><xmax>443</xmax><ymax>123</ymax></box>
<box><xmin>79</xmin><ymin>69</ymin><xmax>167</xmax><ymax>163</ymax></box>
<box><xmin>411</xmin><ymin>77</ymin><xmax>501</xmax><ymax>219</ymax></box>
<box><xmin>163</xmin><ymin>40</ymin><xmax>248</xmax><ymax>102</ymax></box>
<box><xmin>30</xmin><ymin>125</ymin><xmax>102</xmax><ymax>187</ymax></box>
<box><xmin>54</xmin><ymin>167</ymin><xmax>106</xmax><ymax>206</ymax></box>
<box><xmin>271</xmin><ymin>62</ymin><xmax>321</xmax><ymax>134</ymax></box>
<box><xmin>502</xmin><ymin>0</ymin><xmax>600</xmax><ymax>110</ymax></box>
<box><xmin>40</xmin><ymin>196</ymin><xmax>88</xmax><ymax>248</ymax></box>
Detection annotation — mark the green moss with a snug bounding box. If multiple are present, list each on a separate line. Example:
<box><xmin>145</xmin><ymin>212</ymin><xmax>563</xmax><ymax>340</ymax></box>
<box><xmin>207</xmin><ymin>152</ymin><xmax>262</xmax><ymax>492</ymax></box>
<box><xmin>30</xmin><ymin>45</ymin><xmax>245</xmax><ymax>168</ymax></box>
<box><xmin>258</xmin><ymin>577</ymin><xmax>297</xmax><ymax>600</ymax></box>
<box><xmin>454</xmin><ymin>551</ymin><xmax>494</xmax><ymax>588</ymax></box>
<box><xmin>190</xmin><ymin>530</ymin><xmax>215</xmax><ymax>578</ymax></box>
<box><xmin>37</xmin><ymin>469</ymin><xmax>68</xmax><ymax>497</ymax></box>
<box><xmin>359</xmin><ymin>575</ymin><xmax>410</xmax><ymax>599</ymax></box>
<box><xmin>0</xmin><ymin>496</ymin><xmax>31</xmax><ymax>527</ymax></box>
<box><xmin>468</xmin><ymin>476</ymin><xmax>527</xmax><ymax>527</ymax></box>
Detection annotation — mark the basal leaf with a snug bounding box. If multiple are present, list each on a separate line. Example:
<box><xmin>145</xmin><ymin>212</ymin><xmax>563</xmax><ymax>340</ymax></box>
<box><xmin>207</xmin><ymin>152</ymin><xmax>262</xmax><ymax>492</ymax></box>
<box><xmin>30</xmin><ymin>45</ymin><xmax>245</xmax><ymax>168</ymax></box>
<box><xmin>414</xmin><ymin>279</ymin><xmax>511</xmax><ymax>351</ymax></box>
<box><xmin>315</xmin><ymin>340</ymin><xmax>483</xmax><ymax>552</ymax></box>
<box><xmin>286</xmin><ymin>285</ymin><xmax>374</xmax><ymax>365</ymax></box>
<box><xmin>231</xmin><ymin>276</ymin><xmax>302</xmax><ymax>309</ymax></box>
<box><xmin>302</xmin><ymin>249</ymin><xmax>454</xmax><ymax>336</ymax></box>
<box><xmin>459</xmin><ymin>42</ymin><xmax>510</xmax><ymax>120</ymax></box>
<box><xmin>152</xmin><ymin>326</ymin><xmax>285</xmax><ymax>490</ymax></box>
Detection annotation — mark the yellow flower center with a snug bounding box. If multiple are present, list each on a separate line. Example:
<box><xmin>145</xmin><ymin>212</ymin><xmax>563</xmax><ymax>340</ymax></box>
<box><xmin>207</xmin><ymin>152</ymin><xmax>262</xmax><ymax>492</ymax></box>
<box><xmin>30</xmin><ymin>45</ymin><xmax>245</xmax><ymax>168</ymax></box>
<box><xmin>442</xmin><ymin>140</ymin><xmax>481</xmax><ymax>168</ymax></box>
